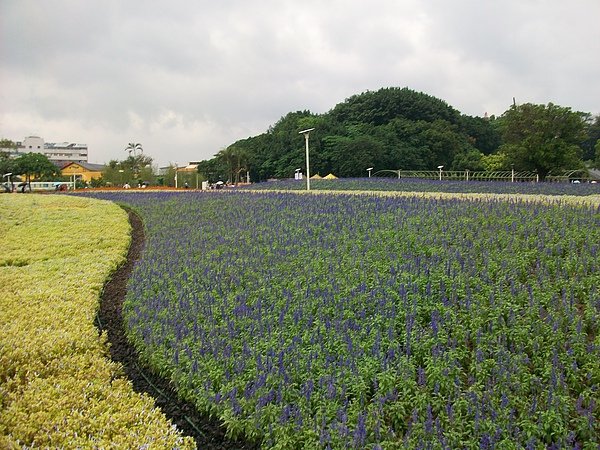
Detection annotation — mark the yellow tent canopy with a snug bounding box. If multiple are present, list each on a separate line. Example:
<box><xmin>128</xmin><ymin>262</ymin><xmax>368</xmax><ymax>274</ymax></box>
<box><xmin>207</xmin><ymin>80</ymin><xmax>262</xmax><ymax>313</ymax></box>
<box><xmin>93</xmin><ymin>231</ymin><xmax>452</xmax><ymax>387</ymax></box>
<box><xmin>310</xmin><ymin>174</ymin><xmax>322</xmax><ymax>179</ymax></box>
<box><xmin>323</xmin><ymin>173</ymin><xmax>338</xmax><ymax>179</ymax></box>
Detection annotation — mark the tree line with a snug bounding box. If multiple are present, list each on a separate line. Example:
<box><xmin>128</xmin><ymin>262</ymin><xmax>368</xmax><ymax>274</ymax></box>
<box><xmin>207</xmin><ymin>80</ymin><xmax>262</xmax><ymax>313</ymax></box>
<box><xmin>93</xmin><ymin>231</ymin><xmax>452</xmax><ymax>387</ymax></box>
<box><xmin>0</xmin><ymin>142</ymin><xmax>59</xmax><ymax>190</ymax></box>
<box><xmin>198</xmin><ymin>87</ymin><xmax>600</xmax><ymax>182</ymax></box>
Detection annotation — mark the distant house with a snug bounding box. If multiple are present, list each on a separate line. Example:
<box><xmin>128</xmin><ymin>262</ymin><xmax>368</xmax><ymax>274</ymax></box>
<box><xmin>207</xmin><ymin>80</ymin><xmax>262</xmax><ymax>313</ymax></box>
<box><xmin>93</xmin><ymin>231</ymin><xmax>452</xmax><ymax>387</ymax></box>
<box><xmin>60</xmin><ymin>161</ymin><xmax>105</xmax><ymax>182</ymax></box>
<box><xmin>177</xmin><ymin>162</ymin><xmax>201</xmax><ymax>173</ymax></box>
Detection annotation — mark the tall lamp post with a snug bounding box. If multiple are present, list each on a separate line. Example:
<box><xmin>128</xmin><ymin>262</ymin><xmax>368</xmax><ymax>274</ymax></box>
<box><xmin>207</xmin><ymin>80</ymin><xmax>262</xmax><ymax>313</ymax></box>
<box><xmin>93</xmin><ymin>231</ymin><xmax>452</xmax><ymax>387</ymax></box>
<box><xmin>367</xmin><ymin>167</ymin><xmax>373</xmax><ymax>178</ymax></box>
<box><xmin>299</xmin><ymin>128</ymin><xmax>315</xmax><ymax>191</ymax></box>
<box><xmin>437</xmin><ymin>165</ymin><xmax>444</xmax><ymax>181</ymax></box>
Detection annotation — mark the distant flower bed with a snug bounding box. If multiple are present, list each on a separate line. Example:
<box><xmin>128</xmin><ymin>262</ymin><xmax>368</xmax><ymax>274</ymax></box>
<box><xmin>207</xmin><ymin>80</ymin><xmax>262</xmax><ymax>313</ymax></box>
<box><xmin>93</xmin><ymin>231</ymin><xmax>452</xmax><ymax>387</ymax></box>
<box><xmin>242</xmin><ymin>177</ymin><xmax>600</xmax><ymax>196</ymax></box>
<box><xmin>78</xmin><ymin>190</ymin><xmax>600</xmax><ymax>448</ymax></box>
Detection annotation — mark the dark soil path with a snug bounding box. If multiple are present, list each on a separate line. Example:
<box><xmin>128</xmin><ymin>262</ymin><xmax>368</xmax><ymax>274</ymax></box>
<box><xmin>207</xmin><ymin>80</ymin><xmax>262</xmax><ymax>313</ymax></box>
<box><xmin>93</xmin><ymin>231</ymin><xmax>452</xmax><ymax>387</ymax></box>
<box><xmin>96</xmin><ymin>208</ymin><xmax>259</xmax><ymax>450</ymax></box>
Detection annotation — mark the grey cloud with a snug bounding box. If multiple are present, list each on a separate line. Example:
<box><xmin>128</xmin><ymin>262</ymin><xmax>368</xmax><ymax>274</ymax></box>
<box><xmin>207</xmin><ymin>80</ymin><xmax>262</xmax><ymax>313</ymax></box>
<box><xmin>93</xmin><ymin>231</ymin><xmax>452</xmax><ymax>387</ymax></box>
<box><xmin>1</xmin><ymin>0</ymin><xmax>599</xmax><ymax>166</ymax></box>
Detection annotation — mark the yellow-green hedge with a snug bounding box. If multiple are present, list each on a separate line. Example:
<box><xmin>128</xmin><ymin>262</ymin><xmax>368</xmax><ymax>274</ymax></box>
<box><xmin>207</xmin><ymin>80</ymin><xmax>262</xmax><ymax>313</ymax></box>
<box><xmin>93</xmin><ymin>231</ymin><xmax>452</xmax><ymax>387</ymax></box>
<box><xmin>0</xmin><ymin>194</ymin><xmax>195</xmax><ymax>449</ymax></box>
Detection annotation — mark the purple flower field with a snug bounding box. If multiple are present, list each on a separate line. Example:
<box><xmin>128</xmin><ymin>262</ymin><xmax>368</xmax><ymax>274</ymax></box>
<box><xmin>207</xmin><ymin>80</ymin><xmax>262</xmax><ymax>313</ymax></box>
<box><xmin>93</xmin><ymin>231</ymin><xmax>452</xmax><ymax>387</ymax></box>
<box><xmin>243</xmin><ymin>177</ymin><xmax>600</xmax><ymax>197</ymax></box>
<box><xmin>79</xmin><ymin>191</ymin><xmax>599</xmax><ymax>449</ymax></box>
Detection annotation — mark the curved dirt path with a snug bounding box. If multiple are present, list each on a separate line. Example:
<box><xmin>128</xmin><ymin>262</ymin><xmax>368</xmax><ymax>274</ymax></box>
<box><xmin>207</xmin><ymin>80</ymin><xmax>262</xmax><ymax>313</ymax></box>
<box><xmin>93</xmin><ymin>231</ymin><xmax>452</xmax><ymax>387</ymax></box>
<box><xmin>97</xmin><ymin>208</ymin><xmax>259</xmax><ymax>450</ymax></box>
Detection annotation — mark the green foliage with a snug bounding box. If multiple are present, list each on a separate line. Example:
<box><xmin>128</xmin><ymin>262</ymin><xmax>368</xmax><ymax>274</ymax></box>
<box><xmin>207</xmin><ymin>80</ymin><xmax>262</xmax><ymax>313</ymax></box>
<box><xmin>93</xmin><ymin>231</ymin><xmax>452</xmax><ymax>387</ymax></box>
<box><xmin>450</xmin><ymin>147</ymin><xmax>485</xmax><ymax>171</ymax></box>
<box><xmin>215</xmin><ymin>145</ymin><xmax>250</xmax><ymax>184</ymax></box>
<box><xmin>13</xmin><ymin>152</ymin><xmax>59</xmax><ymax>183</ymax></box>
<box><xmin>581</xmin><ymin>114</ymin><xmax>600</xmax><ymax>161</ymax></box>
<box><xmin>158</xmin><ymin>164</ymin><xmax>178</xmax><ymax>186</ymax></box>
<box><xmin>102</xmin><ymin>155</ymin><xmax>155</xmax><ymax>186</ymax></box>
<box><xmin>198</xmin><ymin>88</ymin><xmax>503</xmax><ymax>181</ymax></box>
<box><xmin>0</xmin><ymin>138</ymin><xmax>17</xmax><ymax>149</ymax></box>
<box><xmin>498</xmin><ymin>103</ymin><xmax>586</xmax><ymax>179</ymax></box>
<box><xmin>0</xmin><ymin>152</ymin><xmax>15</xmax><ymax>176</ymax></box>
<box><xmin>177</xmin><ymin>170</ymin><xmax>204</xmax><ymax>188</ymax></box>
<box><xmin>459</xmin><ymin>115</ymin><xmax>502</xmax><ymax>155</ymax></box>
<box><xmin>88</xmin><ymin>177</ymin><xmax>106</xmax><ymax>188</ymax></box>
<box><xmin>323</xmin><ymin>134</ymin><xmax>386</xmax><ymax>177</ymax></box>
<box><xmin>481</xmin><ymin>152</ymin><xmax>510</xmax><ymax>171</ymax></box>
<box><xmin>197</xmin><ymin>158</ymin><xmax>228</xmax><ymax>183</ymax></box>
<box><xmin>197</xmin><ymin>89</ymin><xmax>593</xmax><ymax>183</ymax></box>
<box><xmin>329</xmin><ymin>87</ymin><xmax>461</xmax><ymax>125</ymax></box>
<box><xmin>121</xmin><ymin>154</ymin><xmax>153</xmax><ymax>172</ymax></box>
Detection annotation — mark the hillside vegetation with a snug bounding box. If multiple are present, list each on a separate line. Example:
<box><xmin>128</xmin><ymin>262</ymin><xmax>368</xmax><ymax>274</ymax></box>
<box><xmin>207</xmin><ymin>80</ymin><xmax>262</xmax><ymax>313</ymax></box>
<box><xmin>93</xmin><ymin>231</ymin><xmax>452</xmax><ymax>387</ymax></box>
<box><xmin>198</xmin><ymin>87</ymin><xmax>599</xmax><ymax>182</ymax></box>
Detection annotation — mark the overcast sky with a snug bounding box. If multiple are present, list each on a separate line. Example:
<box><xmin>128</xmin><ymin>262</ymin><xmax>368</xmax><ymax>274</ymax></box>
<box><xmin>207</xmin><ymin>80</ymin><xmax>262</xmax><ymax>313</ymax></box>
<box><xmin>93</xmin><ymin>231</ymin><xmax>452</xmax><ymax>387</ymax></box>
<box><xmin>1</xmin><ymin>0</ymin><xmax>599</xmax><ymax>167</ymax></box>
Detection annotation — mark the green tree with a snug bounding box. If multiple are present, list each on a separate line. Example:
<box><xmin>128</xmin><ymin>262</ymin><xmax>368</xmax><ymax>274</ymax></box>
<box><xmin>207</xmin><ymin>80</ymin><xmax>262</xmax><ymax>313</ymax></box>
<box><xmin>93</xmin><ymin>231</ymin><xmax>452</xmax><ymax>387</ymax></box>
<box><xmin>329</xmin><ymin>87</ymin><xmax>461</xmax><ymax>126</ymax></box>
<box><xmin>216</xmin><ymin>146</ymin><xmax>237</xmax><ymax>184</ymax></box>
<box><xmin>594</xmin><ymin>140</ymin><xmax>600</xmax><ymax>168</ymax></box>
<box><xmin>481</xmin><ymin>152</ymin><xmax>510</xmax><ymax>171</ymax></box>
<box><xmin>324</xmin><ymin>134</ymin><xmax>385</xmax><ymax>177</ymax></box>
<box><xmin>197</xmin><ymin>88</ymin><xmax>592</xmax><ymax>181</ymax></box>
<box><xmin>458</xmin><ymin>115</ymin><xmax>502</xmax><ymax>155</ymax></box>
<box><xmin>13</xmin><ymin>153</ymin><xmax>59</xmax><ymax>190</ymax></box>
<box><xmin>1</xmin><ymin>139</ymin><xmax>17</xmax><ymax>178</ymax></box>
<box><xmin>231</xmin><ymin>146</ymin><xmax>249</xmax><ymax>185</ymax></box>
<box><xmin>0</xmin><ymin>139</ymin><xmax>17</xmax><ymax>153</ymax></box>
<box><xmin>581</xmin><ymin>114</ymin><xmax>600</xmax><ymax>161</ymax></box>
<box><xmin>121</xmin><ymin>154</ymin><xmax>153</xmax><ymax>173</ymax></box>
<box><xmin>102</xmin><ymin>153</ymin><xmax>155</xmax><ymax>186</ymax></box>
<box><xmin>158</xmin><ymin>164</ymin><xmax>177</xmax><ymax>187</ymax></box>
<box><xmin>0</xmin><ymin>153</ymin><xmax>14</xmax><ymax>178</ymax></box>
<box><xmin>197</xmin><ymin>158</ymin><xmax>228</xmax><ymax>184</ymax></box>
<box><xmin>498</xmin><ymin>103</ymin><xmax>586</xmax><ymax>180</ymax></box>
<box><xmin>124</xmin><ymin>143</ymin><xmax>146</xmax><ymax>179</ymax></box>
<box><xmin>102</xmin><ymin>164</ymin><xmax>133</xmax><ymax>186</ymax></box>
<box><xmin>215</xmin><ymin>145</ymin><xmax>250</xmax><ymax>184</ymax></box>
<box><xmin>451</xmin><ymin>147</ymin><xmax>485</xmax><ymax>171</ymax></box>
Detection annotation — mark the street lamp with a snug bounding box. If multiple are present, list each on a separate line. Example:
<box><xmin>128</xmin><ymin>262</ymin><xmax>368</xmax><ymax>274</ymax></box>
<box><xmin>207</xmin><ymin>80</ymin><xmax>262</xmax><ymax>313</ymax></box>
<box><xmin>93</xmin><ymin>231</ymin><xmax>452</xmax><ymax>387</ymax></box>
<box><xmin>367</xmin><ymin>167</ymin><xmax>373</xmax><ymax>178</ymax></box>
<box><xmin>3</xmin><ymin>173</ymin><xmax>12</xmax><ymax>192</ymax></box>
<box><xmin>299</xmin><ymin>128</ymin><xmax>315</xmax><ymax>191</ymax></box>
<box><xmin>437</xmin><ymin>165</ymin><xmax>444</xmax><ymax>181</ymax></box>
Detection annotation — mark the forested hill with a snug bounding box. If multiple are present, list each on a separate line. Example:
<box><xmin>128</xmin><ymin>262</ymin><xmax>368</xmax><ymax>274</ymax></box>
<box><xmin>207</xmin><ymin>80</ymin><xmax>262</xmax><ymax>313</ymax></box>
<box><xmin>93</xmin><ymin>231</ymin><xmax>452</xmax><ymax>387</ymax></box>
<box><xmin>199</xmin><ymin>87</ymin><xmax>504</xmax><ymax>182</ymax></box>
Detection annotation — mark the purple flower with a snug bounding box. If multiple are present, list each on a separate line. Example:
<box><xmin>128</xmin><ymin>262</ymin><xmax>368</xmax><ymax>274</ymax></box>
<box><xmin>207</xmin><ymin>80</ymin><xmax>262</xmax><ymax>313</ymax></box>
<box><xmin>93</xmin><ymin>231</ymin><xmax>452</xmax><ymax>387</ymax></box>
<box><xmin>353</xmin><ymin>412</ymin><xmax>367</xmax><ymax>448</ymax></box>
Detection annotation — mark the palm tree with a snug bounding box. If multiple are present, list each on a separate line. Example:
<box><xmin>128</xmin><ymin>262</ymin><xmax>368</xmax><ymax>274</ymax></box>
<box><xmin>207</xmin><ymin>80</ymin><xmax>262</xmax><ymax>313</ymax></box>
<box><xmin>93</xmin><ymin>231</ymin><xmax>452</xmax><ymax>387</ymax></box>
<box><xmin>125</xmin><ymin>143</ymin><xmax>143</xmax><ymax>179</ymax></box>
<box><xmin>125</xmin><ymin>142</ymin><xmax>143</xmax><ymax>158</ymax></box>
<box><xmin>233</xmin><ymin>148</ymin><xmax>248</xmax><ymax>185</ymax></box>
<box><xmin>217</xmin><ymin>146</ymin><xmax>249</xmax><ymax>185</ymax></box>
<box><xmin>216</xmin><ymin>146</ymin><xmax>237</xmax><ymax>184</ymax></box>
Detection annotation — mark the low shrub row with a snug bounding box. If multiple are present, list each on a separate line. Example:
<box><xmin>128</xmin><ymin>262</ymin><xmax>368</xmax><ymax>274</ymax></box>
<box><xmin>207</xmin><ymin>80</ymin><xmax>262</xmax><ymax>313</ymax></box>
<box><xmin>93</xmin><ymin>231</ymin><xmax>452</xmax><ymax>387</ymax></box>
<box><xmin>0</xmin><ymin>195</ymin><xmax>194</xmax><ymax>449</ymax></box>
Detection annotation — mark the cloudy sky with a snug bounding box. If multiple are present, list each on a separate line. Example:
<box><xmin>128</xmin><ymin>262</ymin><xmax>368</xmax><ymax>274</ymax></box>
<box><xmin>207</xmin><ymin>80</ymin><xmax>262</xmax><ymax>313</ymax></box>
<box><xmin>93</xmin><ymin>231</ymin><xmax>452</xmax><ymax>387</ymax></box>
<box><xmin>1</xmin><ymin>0</ymin><xmax>599</xmax><ymax>167</ymax></box>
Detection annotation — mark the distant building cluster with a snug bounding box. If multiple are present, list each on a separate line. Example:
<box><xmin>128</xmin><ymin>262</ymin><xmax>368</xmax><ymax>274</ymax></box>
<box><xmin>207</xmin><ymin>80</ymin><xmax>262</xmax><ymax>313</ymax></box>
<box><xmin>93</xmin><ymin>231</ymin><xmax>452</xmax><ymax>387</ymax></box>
<box><xmin>2</xmin><ymin>136</ymin><xmax>88</xmax><ymax>163</ymax></box>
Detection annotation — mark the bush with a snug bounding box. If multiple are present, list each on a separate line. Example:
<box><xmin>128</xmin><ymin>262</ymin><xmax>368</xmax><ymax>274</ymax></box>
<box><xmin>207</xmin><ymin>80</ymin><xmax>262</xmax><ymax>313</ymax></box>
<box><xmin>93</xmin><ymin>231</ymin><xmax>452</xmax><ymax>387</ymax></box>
<box><xmin>0</xmin><ymin>194</ymin><xmax>194</xmax><ymax>449</ymax></box>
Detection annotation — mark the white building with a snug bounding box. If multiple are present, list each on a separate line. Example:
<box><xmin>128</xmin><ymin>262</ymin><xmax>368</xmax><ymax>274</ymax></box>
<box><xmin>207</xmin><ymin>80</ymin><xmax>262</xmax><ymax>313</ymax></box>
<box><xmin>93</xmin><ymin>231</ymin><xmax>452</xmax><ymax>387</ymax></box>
<box><xmin>2</xmin><ymin>136</ymin><xmax>88</xmax><ymax>163</ymax></box>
